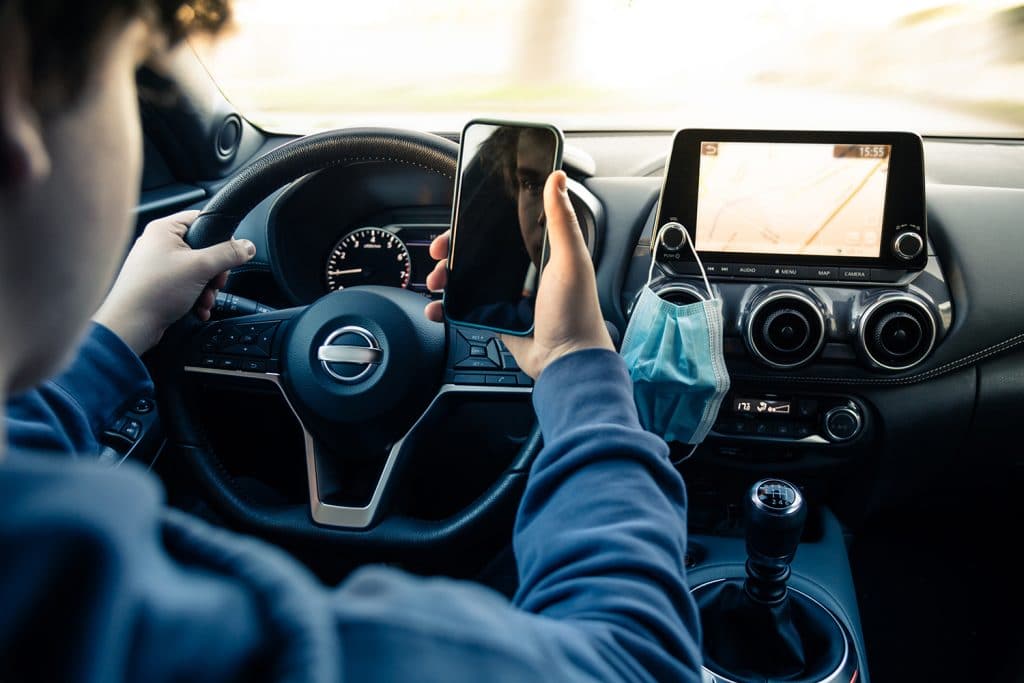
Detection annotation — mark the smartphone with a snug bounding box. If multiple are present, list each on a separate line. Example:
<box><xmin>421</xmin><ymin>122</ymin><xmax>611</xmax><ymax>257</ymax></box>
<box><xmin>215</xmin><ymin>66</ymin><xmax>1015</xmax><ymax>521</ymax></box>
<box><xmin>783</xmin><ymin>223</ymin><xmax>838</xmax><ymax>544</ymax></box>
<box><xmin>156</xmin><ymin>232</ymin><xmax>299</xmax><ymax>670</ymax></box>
<box><xmin>444</xmin><ymin>119</ymin><xmax>564</xmax><ymax>335</ymax></box>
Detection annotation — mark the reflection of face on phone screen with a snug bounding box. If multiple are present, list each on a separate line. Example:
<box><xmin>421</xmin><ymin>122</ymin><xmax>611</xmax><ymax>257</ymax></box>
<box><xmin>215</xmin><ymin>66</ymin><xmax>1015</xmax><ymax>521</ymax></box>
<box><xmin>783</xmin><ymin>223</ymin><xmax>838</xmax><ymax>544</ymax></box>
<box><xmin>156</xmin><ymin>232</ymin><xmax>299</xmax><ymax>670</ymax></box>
<box><xmin>513</xmin><ymin>128</ymin><xmax>554</xmax><ymax>269</ymax></box>
<box><xmin>446</xmin><ymin>124</ymin><xmax>558</xmax><ymax>333</ymax></box>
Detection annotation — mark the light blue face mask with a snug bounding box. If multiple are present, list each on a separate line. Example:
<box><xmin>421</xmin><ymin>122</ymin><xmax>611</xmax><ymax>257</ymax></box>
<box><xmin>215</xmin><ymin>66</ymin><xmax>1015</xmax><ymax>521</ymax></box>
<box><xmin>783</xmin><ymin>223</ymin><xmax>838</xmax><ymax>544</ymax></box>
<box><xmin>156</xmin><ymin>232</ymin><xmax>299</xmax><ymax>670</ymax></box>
<box><xmin>620</xmin><ymin>224</ymin><xmax>731</xmax><ymax>449</ymax></box>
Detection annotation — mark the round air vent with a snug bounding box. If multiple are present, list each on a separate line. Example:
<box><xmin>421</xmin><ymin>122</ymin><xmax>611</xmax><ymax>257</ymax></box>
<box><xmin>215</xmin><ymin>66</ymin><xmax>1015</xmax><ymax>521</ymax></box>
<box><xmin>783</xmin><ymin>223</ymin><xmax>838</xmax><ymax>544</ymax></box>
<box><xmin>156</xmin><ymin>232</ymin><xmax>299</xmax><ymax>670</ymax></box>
<box><xmin>628</xmin><ymin>282</ymin><xmax>707</xmax><ymax>317</ymax></box>
<box><xmin>745</xmin><ymin>291</ymin><xmax>825</xmax><ymax>369</ymax></box>
<box><xmin>859</xmin><ymin>294</ymin><xmax>936</xmax><ymax>371</ymax></box>
<box><xmin>654</xmin><ymin>283</ymin><xmax>707</xmax><ymax>306</ymax></box>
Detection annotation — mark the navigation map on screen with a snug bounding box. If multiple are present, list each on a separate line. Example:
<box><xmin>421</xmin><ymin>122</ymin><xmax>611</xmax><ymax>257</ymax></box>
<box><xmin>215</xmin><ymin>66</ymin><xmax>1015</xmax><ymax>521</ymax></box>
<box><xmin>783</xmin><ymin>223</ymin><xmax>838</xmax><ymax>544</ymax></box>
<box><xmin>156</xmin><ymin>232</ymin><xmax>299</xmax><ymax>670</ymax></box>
<box><xmin>694</xmin><ymin>142</ymin><xmax>890</xmax><ymax>258</ymax></box>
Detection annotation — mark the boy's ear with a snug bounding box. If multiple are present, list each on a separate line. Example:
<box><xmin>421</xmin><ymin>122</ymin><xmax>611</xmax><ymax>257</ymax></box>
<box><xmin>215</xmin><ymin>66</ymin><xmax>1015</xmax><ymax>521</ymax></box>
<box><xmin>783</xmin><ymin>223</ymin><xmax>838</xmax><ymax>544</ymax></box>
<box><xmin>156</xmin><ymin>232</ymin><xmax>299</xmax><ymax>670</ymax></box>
<box><xmin>0</xmin><ymin>9</ymin><xmax>51</xmax><ymax>192</ymax></box>
<box><xmin>0</xmin><ymin>91</ymin><xmax>51</xmax><ymax>190</ymax></box>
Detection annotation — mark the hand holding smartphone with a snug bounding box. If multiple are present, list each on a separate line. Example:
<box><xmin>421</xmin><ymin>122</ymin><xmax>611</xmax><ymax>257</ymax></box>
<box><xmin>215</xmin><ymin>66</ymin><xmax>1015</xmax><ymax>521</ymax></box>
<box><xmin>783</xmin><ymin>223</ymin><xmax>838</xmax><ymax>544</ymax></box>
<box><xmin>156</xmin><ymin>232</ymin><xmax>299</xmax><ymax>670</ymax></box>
<box><xmin>443</xmin><ymin>120</ymin><xmax>564</xmax><ymax>335</ymax></box>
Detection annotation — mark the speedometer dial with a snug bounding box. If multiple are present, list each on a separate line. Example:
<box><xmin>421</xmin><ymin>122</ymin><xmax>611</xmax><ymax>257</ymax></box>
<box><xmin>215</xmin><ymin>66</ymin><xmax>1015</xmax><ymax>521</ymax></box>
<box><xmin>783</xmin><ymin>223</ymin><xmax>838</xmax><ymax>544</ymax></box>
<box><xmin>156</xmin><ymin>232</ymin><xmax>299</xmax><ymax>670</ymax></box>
<box><xmin>325</xmin><ymin>227</ymin><xmax>412</xmax><ymax>291</ymax></box>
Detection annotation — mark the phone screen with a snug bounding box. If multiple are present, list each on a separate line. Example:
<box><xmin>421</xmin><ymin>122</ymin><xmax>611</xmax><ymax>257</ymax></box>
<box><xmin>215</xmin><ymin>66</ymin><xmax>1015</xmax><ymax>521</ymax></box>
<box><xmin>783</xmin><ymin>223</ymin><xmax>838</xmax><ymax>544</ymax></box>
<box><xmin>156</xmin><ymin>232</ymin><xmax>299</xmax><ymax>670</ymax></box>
<box><xmin>444</xmin><ymin>121</ymin><xmax>563</xmax><ymax>335</ymax></box>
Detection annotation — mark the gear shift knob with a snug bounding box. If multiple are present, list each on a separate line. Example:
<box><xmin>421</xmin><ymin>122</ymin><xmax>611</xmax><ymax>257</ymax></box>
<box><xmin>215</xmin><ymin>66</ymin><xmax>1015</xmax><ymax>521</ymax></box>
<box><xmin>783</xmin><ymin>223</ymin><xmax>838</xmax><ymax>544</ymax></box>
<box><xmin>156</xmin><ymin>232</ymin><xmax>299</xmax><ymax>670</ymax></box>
<box><xmin>744</xmin><ymin>478</ymin><xmax>807</xmax><ymax>604</ymax></box>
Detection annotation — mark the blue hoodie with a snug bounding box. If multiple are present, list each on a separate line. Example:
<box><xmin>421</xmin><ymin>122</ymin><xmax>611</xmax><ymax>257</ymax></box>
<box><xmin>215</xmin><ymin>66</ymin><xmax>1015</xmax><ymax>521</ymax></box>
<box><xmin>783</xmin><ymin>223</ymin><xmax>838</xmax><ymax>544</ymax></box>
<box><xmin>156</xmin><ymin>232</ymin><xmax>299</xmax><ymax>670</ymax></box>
<box><xmin>2</xmin><ymin>323</ymin><xmax>702</xmax><ymax>682</ymax></box>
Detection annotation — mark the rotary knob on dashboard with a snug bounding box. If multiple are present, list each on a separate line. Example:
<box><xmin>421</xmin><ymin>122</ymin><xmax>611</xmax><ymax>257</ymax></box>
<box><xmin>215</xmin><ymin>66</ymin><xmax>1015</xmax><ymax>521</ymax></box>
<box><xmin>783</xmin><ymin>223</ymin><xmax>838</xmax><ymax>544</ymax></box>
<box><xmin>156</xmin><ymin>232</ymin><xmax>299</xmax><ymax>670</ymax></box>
<box><xmin>823</xmin><ymin>406</ymin><xmax>862</xmax><ymax>442</ymax></box>
<box><xmin>893</xmin><ymin>231</ymin><xmax>924</xmax><ymax>260</ymax></box>
<box><xmin>659</xmin><ymin>222</ymin><xmax>686</xmax><ymax>251</ymax></box>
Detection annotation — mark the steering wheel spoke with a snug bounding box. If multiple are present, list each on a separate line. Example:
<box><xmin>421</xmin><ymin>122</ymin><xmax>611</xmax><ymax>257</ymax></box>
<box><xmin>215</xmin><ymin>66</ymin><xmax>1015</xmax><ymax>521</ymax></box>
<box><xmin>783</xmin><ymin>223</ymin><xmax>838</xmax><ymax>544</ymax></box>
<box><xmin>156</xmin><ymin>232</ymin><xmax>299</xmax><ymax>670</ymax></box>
<box><xmin>183</xmin><ymin>355</ymin><xmax>400</xmax><ymax>529</ymax></box>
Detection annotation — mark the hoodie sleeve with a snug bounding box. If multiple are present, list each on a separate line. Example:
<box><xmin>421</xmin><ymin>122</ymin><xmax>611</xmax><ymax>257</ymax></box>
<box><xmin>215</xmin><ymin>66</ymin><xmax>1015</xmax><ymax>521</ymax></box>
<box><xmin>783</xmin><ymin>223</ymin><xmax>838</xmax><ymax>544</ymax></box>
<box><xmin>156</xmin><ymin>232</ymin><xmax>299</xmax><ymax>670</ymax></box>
<box><xmin>5</xmin><ymin>322</ymin><xmax>153</xmax><ymax>455</ymax></box>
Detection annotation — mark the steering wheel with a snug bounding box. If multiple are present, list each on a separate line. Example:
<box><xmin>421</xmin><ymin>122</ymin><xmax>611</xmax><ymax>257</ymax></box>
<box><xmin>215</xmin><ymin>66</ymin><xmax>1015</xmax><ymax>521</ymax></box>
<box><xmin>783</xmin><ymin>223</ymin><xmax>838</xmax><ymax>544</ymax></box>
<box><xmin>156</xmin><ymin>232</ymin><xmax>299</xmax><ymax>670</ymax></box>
<box><xmin>155</xmin><ymin>128</ymin><xmax>542</xmax><ymax>562</ymax></box>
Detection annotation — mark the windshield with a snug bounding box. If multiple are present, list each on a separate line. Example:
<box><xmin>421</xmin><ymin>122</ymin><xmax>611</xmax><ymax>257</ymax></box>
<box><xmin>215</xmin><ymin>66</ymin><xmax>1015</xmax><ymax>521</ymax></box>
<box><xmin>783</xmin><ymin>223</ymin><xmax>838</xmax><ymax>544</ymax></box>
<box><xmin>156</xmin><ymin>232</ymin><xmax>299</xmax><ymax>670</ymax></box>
<box><xmin>194</xmin><ymin>0</ymin><xmax>1024</xmax><ymax>136</ymax></box>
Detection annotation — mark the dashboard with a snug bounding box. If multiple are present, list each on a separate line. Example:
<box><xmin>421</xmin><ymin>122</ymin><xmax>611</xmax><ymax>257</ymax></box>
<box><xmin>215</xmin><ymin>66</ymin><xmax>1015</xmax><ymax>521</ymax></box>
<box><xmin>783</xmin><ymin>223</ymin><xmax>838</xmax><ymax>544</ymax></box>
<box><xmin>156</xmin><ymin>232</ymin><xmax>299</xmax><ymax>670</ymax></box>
<box><xmin>216</xmin><ymin>130</ymin><xmax>1024</xmax><ymax>515</ymax></box>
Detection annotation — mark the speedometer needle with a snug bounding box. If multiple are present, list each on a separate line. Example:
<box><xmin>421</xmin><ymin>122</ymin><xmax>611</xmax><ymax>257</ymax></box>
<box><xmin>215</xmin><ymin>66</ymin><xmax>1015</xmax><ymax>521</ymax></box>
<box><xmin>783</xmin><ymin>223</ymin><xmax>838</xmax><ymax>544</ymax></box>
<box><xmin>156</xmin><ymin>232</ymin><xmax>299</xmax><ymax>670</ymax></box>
<box><xmin>328</xmin><ymin>268</ymin><xmax>364</xmax><ymax>276</ymax></box>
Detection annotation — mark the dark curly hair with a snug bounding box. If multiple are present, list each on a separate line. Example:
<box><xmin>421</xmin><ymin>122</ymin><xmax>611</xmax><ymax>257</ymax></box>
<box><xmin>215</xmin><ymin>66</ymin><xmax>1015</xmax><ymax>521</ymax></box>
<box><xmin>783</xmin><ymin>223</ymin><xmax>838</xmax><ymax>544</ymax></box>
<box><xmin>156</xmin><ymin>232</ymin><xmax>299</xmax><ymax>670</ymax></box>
<box><xmin>3</xmin><ymin>0</ymin><xmax>230</xmax><ymax>108</ymax></box>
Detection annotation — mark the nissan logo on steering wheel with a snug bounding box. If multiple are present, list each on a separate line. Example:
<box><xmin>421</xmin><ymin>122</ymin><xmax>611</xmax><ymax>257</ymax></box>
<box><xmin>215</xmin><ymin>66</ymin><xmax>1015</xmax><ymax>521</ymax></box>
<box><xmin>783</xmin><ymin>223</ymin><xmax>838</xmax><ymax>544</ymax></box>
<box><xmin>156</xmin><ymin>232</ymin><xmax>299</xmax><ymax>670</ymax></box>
<box><xmin>317</xmin><ymin>326</ymin><xmax>383</xmax><ymax>383</ymax></box>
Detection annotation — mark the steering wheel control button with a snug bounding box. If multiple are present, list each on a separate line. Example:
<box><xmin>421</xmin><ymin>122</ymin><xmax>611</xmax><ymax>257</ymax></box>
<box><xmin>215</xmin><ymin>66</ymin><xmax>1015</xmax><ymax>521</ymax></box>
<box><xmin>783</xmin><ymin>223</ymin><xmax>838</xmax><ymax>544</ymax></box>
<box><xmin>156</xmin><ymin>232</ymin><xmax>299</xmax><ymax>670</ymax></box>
<box><xmin>204</xmin><ymin>321</ymin><xmax>279</xmax><ymax>359</ymax></box>
<box><xmin>461</xmin><ymin>329</ymin><xmax>492</xmax><ymax>345</ymax></box>
<box><xmin>893</xmin><ymin>231</ymin><xmax>925</xmax><ymax>260</ymax></box>
<box><xmin>453</xmin><ymin>331</ymin><xmax>473</xmax><ymax>363</ymax></box>
<box><xmin>242</xmin><ymin>360</ymin><xmax>267</xmax><ymax>373</ymax></box>
<box><xmin>502</xmin><ymin>353</ymin><xmax>519</xmax><ymax>370</ymax></box>
<box><xmin>824</xmin><ymin>406</ymin><xmax>862</xmax><ymax>442</ymax></box>
<box><xmin>456</xmin><ymin>357</ymin><xmax>499</xmax><ymax>369</ymax></box>
<box><xmin>454</xmin><ymin>331</ymin><xmax>501</xmax><ymax>369</ymax></box>
<box><xmin>485</xmin><ymin>339</ymin><xmax>503</xmax><ymax>366</ymax></box>
<box><xmin>319</xmin><ymin>326</ymin><xmax>383</xmax><ymax>383</ymax></box>
<box><xmin>453</xmin><ymin>373</ymin><xmax>486</xmax><ymax>385</ymax></box>
<box><xmin>485</xmin><ymin>374</ymin><xmax>517</xmax><ymax>386</ymax></box>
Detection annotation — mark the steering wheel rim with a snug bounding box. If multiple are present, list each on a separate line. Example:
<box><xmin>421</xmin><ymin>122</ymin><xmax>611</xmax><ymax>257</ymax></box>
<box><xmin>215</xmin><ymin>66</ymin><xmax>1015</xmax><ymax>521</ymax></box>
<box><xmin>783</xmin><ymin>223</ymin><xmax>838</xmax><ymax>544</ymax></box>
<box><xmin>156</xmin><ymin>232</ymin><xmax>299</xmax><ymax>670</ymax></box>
<box><xmin>156</xmin><ymin>127</ymin><xmax>542</xmax><ymax>564</ymax></box>
<box><xmin>185</xmin><ymin>127</ymin><xmax>459</xmax><ymax>249</ymax></box>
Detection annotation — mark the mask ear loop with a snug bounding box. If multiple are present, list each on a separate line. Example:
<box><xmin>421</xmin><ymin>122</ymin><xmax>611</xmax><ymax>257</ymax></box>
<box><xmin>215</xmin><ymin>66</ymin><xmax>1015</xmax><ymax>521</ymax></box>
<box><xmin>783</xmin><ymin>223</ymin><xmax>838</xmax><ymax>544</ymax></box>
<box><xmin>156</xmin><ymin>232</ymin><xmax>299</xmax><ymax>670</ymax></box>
<box><xmin>647</xmin><ymin>225</ymin><xmax>665</xmax><ymax>286</ymax></box>
<box><xmin>649</xmin><ymin>224</ymin><xmax>714</xmax><ymax>301</ymax></box>
<box><xmin>673</xmin><ymin>230</ymin><xmax>715</xmax><ymax>466</ymax></box>
<box><xmin>671</xmin><ymin>443</ymin><xmax>699</xmax><ymax>466</ymax></box>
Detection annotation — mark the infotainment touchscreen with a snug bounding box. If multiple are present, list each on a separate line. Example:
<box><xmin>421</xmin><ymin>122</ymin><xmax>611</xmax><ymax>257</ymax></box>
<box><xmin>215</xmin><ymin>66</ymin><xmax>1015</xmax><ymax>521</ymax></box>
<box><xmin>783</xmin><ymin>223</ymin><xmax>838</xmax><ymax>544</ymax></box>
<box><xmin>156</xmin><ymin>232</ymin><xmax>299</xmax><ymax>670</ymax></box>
<box><xmin>695</xmin><ymin>142</ymin><xmax>889</xmax><ymax>259</ymax></box>
<box><xmin>655</xmin><ymin>129</ymin><xmax>927</xmax><ymax>279</ymax></box>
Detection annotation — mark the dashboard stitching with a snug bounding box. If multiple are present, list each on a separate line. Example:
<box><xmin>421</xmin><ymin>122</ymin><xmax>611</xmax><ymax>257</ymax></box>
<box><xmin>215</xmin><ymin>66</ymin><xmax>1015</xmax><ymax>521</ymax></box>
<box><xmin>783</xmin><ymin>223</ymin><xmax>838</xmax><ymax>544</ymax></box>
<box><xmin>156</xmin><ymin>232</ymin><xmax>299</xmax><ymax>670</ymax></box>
<box><xmin>733</xmin><ymin>331</ymin><xmax>1024</xmax><ymax>385</ymax></box>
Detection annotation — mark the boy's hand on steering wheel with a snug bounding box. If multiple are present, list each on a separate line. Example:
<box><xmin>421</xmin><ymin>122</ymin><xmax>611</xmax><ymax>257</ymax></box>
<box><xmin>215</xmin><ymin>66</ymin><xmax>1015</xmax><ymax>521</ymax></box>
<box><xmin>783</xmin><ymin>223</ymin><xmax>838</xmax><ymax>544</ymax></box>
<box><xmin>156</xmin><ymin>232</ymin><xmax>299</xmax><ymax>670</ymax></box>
<box><xmin>93</xmin><ymin>210</ymin><xmax>255</xmax><ymax>355</ymax></box>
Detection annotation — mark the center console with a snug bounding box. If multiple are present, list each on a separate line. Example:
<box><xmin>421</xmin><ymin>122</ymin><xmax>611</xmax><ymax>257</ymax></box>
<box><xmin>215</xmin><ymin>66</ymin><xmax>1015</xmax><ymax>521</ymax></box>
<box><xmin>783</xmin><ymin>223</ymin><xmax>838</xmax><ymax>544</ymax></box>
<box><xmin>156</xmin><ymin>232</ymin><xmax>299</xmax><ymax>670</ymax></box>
<box><xmin>622</xmin><ymin>128</ymin><xmax>953</xmax><ymax>468</ymax></box>
<box><xmin>619</xmin><ymin>128</ymin><xmax>958</xmax><ymax>682</ymax></box>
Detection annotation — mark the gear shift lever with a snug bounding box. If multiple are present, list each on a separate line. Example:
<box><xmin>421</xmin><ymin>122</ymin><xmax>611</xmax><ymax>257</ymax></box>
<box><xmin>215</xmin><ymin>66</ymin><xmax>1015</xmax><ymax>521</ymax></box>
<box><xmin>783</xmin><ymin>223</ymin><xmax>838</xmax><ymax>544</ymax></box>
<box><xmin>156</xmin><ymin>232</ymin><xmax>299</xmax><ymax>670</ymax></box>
<box><xmin>744</xmin><ymin>478</ymin><xmax>807</xmax><ymax>605</ymax></box>
<box><xmin>694</xmin><ymin>477</ymin><xmax>850</xmax><ymax>681</ymax></box>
